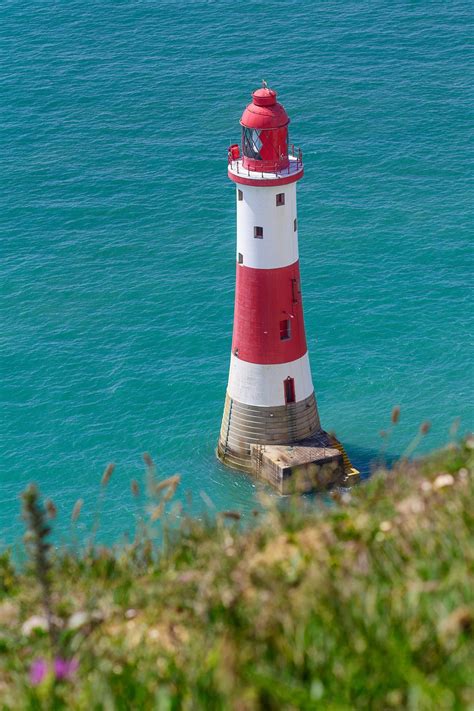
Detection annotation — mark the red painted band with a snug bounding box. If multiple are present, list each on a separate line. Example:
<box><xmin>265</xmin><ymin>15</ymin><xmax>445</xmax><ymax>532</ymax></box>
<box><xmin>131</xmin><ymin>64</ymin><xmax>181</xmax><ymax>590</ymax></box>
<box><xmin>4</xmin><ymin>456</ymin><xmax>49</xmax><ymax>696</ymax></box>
<box><xmin>228</xmin><ymin>167</ymin><xmax>304</xmax><ymax>187</ymax></box>
<box><xmin>232</xmin><ymin>261</ymin><xmax>308</xmax><ymax>365</ymax></box>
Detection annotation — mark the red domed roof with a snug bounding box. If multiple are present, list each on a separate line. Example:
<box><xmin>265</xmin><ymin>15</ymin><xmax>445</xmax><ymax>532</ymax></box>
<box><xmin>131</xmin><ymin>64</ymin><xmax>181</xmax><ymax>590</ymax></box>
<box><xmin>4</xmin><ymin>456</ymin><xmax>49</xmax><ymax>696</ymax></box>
<box><xmin>240</xmin><ymin>86</ymin><xmax>290</xmax><ymax>130</ymax></box>
<box><xmin>252</xmin><ymin>88</ymin><xmax>277</xmax><ymax>106</ymax></box>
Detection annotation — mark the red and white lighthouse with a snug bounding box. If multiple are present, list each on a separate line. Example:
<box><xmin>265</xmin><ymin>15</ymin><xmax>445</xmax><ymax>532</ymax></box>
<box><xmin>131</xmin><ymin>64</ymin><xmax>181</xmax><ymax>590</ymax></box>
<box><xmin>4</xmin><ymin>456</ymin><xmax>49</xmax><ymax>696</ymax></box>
<box><xmin>218</xmin><ymin>84</ymin><xmax>357</xmax><ymax>491</ymax></box>
<box><xmin>216</xmin><ymin>84</ymin><xmax>321</xmax><ymax>472</ymax></box>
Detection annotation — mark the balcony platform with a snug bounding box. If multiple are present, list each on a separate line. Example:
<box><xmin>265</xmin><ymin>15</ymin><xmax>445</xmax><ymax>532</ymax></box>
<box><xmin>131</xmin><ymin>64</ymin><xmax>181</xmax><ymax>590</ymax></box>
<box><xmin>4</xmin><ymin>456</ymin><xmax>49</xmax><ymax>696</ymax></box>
<box><xmin>228</xmin><ymin>154</ymin><xmax>304</xmax><ymax>187</ymax></box>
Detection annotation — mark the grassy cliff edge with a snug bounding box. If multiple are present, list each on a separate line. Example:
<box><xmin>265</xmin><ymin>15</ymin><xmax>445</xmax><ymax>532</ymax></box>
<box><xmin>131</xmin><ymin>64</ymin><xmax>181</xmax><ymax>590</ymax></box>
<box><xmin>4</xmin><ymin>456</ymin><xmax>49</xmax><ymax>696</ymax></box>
<box><xmin>0</xmin><ymin>440</ymin><xmax>473</xmax><ymax>710</ymax></box>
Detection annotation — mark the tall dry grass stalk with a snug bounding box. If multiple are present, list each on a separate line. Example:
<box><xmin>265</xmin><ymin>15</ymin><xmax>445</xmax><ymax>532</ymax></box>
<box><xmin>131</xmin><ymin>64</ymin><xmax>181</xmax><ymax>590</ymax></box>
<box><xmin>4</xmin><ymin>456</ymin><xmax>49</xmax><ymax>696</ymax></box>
<box><xmin>21</xmin><ymin>484</ymin><xmax>59</xmax><ymax>654</ymax></box>
<box><xmin>88</xmin><ymin>462</ymin><xmax>116</xmax><ymax>550</ymax></box>
<box><xmin>378</xmin><ymin>405</ymin><xmax>402</xmax><ymax>463</ymax></box>
<box><xmin>403</xmin><ymin>420</ymin><xmax>432</xmax><ymax>459</ymax></box>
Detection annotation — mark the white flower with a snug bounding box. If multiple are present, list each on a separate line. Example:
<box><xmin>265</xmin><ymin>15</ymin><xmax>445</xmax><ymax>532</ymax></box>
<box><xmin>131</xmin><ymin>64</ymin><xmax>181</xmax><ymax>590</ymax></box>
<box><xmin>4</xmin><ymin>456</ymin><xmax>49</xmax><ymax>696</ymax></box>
<box><xmin>434</xmin><ymin>474</ymin><xmax>455</xmax><ymax>490</ymax></box>
<box><xmin>21</xmin><ymin>615</ymin><xmax>48</xmax><ymax>636</ymax></box>
<box><xmin>68</xmin><ymin>611</ymin><xmax>89</xmax><ymax>630</ymax></box>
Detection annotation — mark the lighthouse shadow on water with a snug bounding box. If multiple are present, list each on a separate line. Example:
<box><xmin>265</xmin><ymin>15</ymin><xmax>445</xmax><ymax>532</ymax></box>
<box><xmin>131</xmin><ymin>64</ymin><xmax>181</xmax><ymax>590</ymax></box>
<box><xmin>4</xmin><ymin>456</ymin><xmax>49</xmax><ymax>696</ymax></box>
<box><xmin>216</xmin><ymin>84</ymin><xmax>359</xmax><ymax>494</ymax></box>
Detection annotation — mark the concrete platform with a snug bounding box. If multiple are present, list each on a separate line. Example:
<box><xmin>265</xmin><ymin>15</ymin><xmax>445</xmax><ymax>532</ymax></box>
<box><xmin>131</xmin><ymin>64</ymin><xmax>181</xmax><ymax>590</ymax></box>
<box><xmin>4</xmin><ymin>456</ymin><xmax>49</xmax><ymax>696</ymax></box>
<box><xmin>250</xmin><ymin>434</ymin><xmax>345</xmax><ymax>494</ymax></box>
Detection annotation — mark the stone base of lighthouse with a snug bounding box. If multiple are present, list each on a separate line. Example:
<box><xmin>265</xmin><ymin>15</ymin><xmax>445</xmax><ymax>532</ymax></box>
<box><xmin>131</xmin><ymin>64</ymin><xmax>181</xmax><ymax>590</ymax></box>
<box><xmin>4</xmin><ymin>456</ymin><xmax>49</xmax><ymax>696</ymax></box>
<box><xmin>217</xmin><ymin>392</ymin><xmax>346</xmax><ymax>493</ymax></box>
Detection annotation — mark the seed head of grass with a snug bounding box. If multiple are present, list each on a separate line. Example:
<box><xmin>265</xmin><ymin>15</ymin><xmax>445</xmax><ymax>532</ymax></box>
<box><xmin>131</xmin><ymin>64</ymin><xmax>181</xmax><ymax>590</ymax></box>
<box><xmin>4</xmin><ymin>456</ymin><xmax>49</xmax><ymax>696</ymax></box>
<box><xmin>154</xmin><ymin>475</ymin><xmax>180</xmax><ymax>495</ymax></box>
<box><xmin>420</xmin><ymin>421</ymin><xmax>431</xmax><ymax>435</ymax></box>
<box><xmin>101</xmin><ymin>463</ymin><xmax>115</xmax><ymax>487</ymax></box>
<box><xmin>71</xmin><ymin>499</ymin><xmax>83</xmax><ymax>522</ymax></box>
<box><xmin>45</xmin><ymin>499</ymin><xmax>57</xmax><ymax>520</ymax></box>
<box><xmin>150</xmin><ymin>502</ymin><xmax>164</xmax><ymax>521</ymax></box>
<box><xmin>142</xmin><ymin>452</ymin><xmax>154</xmax><ymax>470</ymax></box>
<box><xmin>391</xmin><ymin>406</ymin><xmax>401</xmax><ymax>425</ymax></box>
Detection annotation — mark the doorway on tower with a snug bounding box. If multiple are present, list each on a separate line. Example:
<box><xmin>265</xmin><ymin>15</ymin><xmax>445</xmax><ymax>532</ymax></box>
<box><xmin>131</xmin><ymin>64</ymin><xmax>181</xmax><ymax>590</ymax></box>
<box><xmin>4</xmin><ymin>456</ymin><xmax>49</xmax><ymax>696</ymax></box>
<box><xmin>284</xmin><ymin>377</ymin><xmax>295</xmax><ymax>404</ymax></box>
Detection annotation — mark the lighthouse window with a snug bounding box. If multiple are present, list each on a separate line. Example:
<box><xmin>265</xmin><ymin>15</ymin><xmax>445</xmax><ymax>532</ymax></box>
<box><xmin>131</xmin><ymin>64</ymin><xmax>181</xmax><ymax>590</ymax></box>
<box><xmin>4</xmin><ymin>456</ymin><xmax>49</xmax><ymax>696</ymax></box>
<box><xmin>242</xmin><ymin>127</ymin><xmax>263</xmax><ymax>160</ymax></box>
<box><xmin>238</xmin><ymin>189</ymin><xmax>243</xmax><ymax>201</ymax></box>
<box><xmin>254</xmin><ymin>226</ymin><xmax>263</xmax><ymax>239</ymax></box>
<box><xmin>284</xmin><ymin>377</ymin><xmax>296</xmax><ymax>404</ymax></box>
<box><xmin>238</xmin><ymin>252</ymin><xmax>243</xmax><ymax>264</ymax></box>
<box><xmin>276</xmin><ymin>193</ymin><xmax>285</xmax><ymax>206</ymax></box>
<box><xmin>280</xmin><ymin>319</ymin><xmax>291</xmax><ymax>341</ymax></box>
<box><xmin>294</xmin><ymin>218</ymin><xmax>297</xmax><ymax>232</ymax></box>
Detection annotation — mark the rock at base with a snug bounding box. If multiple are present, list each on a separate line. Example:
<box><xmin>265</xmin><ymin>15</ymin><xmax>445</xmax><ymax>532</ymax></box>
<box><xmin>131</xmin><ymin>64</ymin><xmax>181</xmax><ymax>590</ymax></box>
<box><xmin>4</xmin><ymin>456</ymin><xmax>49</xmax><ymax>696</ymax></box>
<box><xmin>250</xmin><ymin>439</ymin><xmax>344</xmax><ymax>494</ymax></box>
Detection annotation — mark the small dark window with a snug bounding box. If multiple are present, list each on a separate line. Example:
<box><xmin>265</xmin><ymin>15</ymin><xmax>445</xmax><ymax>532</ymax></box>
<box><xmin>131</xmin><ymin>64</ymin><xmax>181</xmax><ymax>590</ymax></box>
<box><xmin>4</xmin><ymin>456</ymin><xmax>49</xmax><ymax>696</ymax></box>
<box><xmin>280</xmin><ymin>319</ymin><xmax>291</xmax><ymax>340</ymax></box>
<box><xmin>238</xmin><ymin>252</ymin><xmax>243</xmax><ymax>264</ymax></box>
<box><xmin>276</xmin><ymin>193</ymin><xmax>285</xmax><ymax>206</ymax></box>
<box><xmin>293</xmin><ymin>218</ymin><xmax>297</xmax><ymax>232</ymax></box>
<box><xmin>238</xmin><ymin>189</ymin><xmax>243</xmax><ymax>201</ymax></box>
<box><xmin>254</xmin><ymin>226</ymin><xmax>263</xmax><ymax>239</ymax></box>
<box><xmin>284</xmin><ymin>377</ymin><xmax>295</xmax><ymax>404</ymax></box>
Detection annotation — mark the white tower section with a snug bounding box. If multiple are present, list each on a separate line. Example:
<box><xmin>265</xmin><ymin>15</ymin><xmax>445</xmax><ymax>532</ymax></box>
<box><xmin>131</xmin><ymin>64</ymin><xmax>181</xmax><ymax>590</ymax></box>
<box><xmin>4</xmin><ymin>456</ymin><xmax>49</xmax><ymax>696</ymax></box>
<box><xmin>235</xmin><ymin>183</ymin><xmax>299</xmax><ymax>269</ymax></box>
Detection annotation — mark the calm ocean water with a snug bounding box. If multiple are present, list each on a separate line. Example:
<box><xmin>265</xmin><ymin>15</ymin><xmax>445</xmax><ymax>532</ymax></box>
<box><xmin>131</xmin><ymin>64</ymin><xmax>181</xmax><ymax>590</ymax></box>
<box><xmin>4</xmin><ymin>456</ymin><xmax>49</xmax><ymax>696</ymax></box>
<box><xmin>1</xmin><ymin>1</ymin><xmax>473</xmax><ymax>545</ymax></box>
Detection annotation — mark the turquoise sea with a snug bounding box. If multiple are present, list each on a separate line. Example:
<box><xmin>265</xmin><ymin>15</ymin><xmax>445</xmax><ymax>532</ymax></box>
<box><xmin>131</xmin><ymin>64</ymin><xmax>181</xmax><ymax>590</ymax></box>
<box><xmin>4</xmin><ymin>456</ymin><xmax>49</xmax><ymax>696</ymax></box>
<box><xmin>1</xmin><ymin>1</ymin><xmax>473</xmax><ymax>545</ymax></box>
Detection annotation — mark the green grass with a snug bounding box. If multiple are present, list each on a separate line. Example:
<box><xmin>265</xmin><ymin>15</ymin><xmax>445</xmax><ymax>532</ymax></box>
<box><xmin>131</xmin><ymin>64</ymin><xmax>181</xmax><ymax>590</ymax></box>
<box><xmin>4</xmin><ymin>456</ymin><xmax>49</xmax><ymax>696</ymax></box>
<box><xmin>0</xmin><ymin>440</ymin><xmax>473</xmax><ymax>710</ymax></box>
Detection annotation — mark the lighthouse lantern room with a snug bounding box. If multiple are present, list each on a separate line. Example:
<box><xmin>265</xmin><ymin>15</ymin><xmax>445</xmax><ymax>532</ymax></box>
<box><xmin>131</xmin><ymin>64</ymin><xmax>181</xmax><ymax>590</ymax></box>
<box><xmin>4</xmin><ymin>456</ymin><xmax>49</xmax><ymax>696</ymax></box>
<box><xmin>217</xmin><ymin>84</ymin><xmax>358</xmax><ymax>493</ymax></box>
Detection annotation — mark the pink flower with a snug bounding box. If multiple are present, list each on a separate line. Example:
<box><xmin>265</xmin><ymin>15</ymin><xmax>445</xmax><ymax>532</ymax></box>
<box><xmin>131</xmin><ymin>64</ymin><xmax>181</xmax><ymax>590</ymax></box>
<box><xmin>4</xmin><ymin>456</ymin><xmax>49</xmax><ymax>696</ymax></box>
<box><xmin>54</xmin><ymin>658</ymin><xmax>78</xmax><ymax>680</ymax></box>
<box><xmin>29</xmin><ymin>657</ymin><xmax>78</xmax><ymax>685</ymax></box>
<box><xmin>29</xmin><ymin>658</ymin><xmax>48</xmax><ymax>685</ymax></box>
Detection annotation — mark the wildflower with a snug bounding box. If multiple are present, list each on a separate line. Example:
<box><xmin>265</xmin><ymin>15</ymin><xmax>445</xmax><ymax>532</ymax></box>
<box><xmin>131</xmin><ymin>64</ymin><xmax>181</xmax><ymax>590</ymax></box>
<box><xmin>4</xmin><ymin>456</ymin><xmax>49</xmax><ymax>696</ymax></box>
<box><xmin>434</xmin><ymin>473</ymin><xmax>455</xmax><ymax>490</ymax></box>
<box><xmin>68</xmin><ymin>611</ymin><xmax>89</xmax><ymax>630</ymax></box>
<box><xmin>29</xmin><ymin>658</ymin><xmax>48</xmax><ymax>685</ymax></box>
<box><xmin>68</xmin><ymin>609</ymin><xmax>103</xmax><ymax>630</ymax></box>
<box><xmin>22</xmin><ymin>615</ymin><xmax>48</xmax><ymax>636</ymax></box>
<box><xmin>30</xmin><ymin>657</ymin><xmax>79</xmax><ymax>685</ymax></box>
<box><xmin>54</xmin><ymin>657</ymin><xmax>78</xmax><ymax>681</ymax></box>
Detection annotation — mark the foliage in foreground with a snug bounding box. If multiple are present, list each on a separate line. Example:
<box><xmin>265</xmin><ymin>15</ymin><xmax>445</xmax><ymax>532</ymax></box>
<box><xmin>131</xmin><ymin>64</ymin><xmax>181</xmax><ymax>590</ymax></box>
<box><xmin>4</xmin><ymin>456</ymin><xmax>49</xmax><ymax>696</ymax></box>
<box><xmin>0</xmin><ymin>440</ymin><xmax>473</xmax><ymax>710</ymax></box>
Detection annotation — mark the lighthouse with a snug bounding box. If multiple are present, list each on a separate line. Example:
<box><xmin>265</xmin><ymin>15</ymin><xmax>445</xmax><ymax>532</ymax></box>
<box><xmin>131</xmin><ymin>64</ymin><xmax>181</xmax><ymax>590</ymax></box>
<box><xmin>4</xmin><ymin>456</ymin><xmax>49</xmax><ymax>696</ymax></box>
<box><xmin>217</xmin><ymin>84</ymin><xmax>357</xmax><ymax>493</ymax></box>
